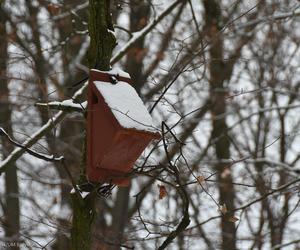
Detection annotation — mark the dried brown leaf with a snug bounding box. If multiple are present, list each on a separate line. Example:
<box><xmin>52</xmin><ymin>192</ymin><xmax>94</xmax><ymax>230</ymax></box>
<box><xmin>47</xmin><ymin>4</ymin><xmax>60</xmax><ymax>15</ymax></box>
<box><xmin>228</xmin><ymin>216</ymin><xmax>239</xmax><ymax>223</ymax></box>
<box><xmin>158</xmin><ymin>185</ymin><xmax>167</xmax><ymax>200</ymax></box>
<box><xmin>196</xmin><ymin>175</ymin><xmax>205</xmax><ymax>185</ymax></box>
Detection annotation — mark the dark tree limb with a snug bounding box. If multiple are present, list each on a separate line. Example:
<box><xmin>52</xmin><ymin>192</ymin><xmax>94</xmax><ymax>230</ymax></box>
<box><xmin>157</xmin><ymin>123</ymin><xmax>190</xmax><ymax>250</ymax></box>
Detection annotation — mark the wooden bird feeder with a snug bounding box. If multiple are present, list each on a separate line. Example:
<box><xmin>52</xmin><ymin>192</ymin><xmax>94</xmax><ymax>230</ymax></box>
<box><xmin>87</xmin><ymin>69</ymin><xmax>160</xmax><ymax>186</ymax></box>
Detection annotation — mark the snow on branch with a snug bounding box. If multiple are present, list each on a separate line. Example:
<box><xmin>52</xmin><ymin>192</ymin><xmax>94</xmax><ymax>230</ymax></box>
<box><xmin>228</xmin><ymin>103</ymin><xmax>300</xmax><ymax>131</ymax></box>
<box><xmin>0</xmin><ymin>127</ymin><xmax>64</xmax><ymax>163</ymax></box>
<box><xmin>36</xmin><ymin>99</ymin><xmax>87</xmax><ymax>112</ymax></box>
<box><xmin>236</xmin><ymin>8</ymin><xmax>300</xmax><ymax>30</ymax></box>
<box><xmin>110</xmin><ymin>0</ymin><xmax>184</xmax><ymax>64</ymax></box>
<box><xmin>52</xmin><ymin>2</ymin><xmax>89</xmax><ymax>21</ymax></box>
<box><xmin>234</xmin><ymin>175</ymin><xmax>300</xmax><ymax>212</ymax></box>
<box><xmin>0</xmin><ymin>81</ymin><xmax>88</xmax><ymax>174</ymax></box>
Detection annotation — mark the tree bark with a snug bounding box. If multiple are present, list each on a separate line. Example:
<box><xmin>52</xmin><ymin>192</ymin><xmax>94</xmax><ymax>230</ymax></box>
<box><xmin>71</xmin><ymin>1</ymin><xmax>116</xmax><ymax>249</ymax></box>
<box><xmin>203</xmin><ymin>1</ymin><xmax>236</xmax><ymax>249</ymax></box>
<box><xmin>88</xmin><ymin>0</ymin><xmax>116</xmax><ymax>70</ymax></box>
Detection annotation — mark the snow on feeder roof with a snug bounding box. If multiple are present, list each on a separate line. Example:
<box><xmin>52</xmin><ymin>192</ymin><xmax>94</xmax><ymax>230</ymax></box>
<box><xmin>94</xmin><ymin>80</ymin><xmax>156</xmax><ymax>133</ymax></box>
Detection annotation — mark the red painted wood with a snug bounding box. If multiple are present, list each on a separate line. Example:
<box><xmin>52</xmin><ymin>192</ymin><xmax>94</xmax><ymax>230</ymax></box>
<box><xmin>87</xmin><ymin>69</ymin><xmax>160</xmax><ymax>186</ymax></box>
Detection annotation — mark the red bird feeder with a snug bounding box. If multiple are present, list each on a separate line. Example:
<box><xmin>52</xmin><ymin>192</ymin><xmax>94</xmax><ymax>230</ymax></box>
<box><xmin>87</xmin><ymin>69</ymin><xmax>160</xmax><ymax>186</ymax></box>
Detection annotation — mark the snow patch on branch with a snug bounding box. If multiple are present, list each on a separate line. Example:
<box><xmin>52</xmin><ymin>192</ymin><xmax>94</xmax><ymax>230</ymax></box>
<box><xmin>48</xmin><ymin>99</ymin><xmax>87</xmax><ymax>109</ymax></box>
<box><xmin>36</xmin><ymin>99</ymin><xmax>87</xmax><ymax>112</ymax></box>
<box><xmin>70</xmin><ymin>186</ymin><xmax>90</xmax><ymax>199</ymax></box>
<box><xmin>92</xmin><ymin>67</ymin><xmax>130</xmax><ymax>78</ymax></box>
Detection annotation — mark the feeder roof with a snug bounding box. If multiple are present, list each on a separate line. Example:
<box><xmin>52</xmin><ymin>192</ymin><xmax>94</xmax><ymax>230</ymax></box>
<box><xmin>94</xmin><ymin>80</ymin><xmax>157</xmax><ymax>133</ymax></box>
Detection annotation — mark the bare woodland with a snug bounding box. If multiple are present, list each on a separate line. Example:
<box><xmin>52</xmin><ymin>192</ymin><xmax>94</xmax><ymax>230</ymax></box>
<box><xmin>1</xmin><ymin>0</ymin><xmax>300</xmax><ymax>249</ymax></box>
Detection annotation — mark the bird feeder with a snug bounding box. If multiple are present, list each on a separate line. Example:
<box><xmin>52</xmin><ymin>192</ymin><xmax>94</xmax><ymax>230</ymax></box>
<box><xmin>87</xmin><ymin>69</ymin><xmax>160</xmax><ymax>186</ymax></box>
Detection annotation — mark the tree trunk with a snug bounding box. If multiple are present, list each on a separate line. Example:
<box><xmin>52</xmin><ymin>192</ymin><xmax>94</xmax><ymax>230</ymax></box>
<box><xmin>109</xmin><ymin>185</ymin><xmax>131</xmax><ymax>249</ymax></box>
<box><xmin>71</xmin><ymin>0</ymin><xmax>116</xmax><ymax>249</ymax></box>
<box><xmin>203</xmin><ymin>1</ymin><xmax>236</xmax><ymax>249</ymax></box>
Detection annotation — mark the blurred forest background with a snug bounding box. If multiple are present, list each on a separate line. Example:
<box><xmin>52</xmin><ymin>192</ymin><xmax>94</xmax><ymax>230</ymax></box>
<box><xmin>1</xmin><ymin>0</ymin><xmax>300</xmax><ymax>249</ymax></box>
